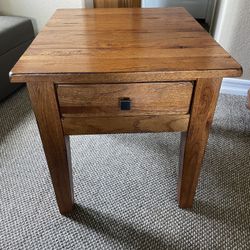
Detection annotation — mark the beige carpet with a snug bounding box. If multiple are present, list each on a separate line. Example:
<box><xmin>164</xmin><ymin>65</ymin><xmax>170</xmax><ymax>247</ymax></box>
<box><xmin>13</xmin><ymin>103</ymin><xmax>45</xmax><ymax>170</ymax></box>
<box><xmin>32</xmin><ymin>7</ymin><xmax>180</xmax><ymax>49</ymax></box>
<box><xmin>0</xmin><ymin>87</ymin><xmax>250</xmax><ymax>249</ymax></box>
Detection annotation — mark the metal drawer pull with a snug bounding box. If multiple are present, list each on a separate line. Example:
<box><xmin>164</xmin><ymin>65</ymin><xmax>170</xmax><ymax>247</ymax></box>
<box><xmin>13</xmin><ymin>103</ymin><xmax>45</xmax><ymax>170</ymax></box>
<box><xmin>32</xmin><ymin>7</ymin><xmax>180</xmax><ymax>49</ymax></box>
<box><xmin>120</xmin><ymin>97</ymin><xmax>131</xmax><ymax>110</ymax></box>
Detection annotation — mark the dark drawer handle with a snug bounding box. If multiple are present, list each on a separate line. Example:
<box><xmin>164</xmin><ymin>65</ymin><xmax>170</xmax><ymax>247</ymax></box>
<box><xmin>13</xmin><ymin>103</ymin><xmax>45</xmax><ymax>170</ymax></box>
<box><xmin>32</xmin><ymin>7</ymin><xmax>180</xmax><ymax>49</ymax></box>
<box><xmin>120</xmin><ymin>97</ymin><xmax>131</xmax><ymax>110</ymax></box>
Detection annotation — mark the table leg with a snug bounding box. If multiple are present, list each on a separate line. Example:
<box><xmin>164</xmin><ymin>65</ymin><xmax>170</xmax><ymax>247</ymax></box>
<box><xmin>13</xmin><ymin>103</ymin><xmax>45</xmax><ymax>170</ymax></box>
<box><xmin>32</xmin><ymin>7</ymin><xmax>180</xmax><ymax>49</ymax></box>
<box><xmin>178</xmin><ymin>78</ymin><xmax>222</xmax><ymax>208</ymax></box>
<box><xmin>27</xmin><ymin>82</ymin><xmax>74</xmax><ymax>214</ymax></box>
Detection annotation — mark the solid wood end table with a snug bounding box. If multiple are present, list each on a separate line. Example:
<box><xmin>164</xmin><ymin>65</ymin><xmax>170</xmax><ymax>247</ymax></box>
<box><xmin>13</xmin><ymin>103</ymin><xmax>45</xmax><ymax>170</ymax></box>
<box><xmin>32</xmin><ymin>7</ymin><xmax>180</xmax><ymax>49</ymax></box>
<box><xmin>11</xmin><ymin>8</ymin><xmax>242</xmax><ymax>214</ymax></box>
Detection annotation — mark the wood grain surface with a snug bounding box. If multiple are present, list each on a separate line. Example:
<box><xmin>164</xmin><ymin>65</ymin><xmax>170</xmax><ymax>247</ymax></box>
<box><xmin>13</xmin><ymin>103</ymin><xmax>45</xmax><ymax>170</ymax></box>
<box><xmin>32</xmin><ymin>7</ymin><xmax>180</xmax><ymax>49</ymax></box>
<box><xmin>178</xmin><ymin>78</ymin><xmax>222</xmax><ymax>208</ymax></box>
<box><xmin>11</xmin><ymin>8</ymin><xmax>242</xmax><ymax>82</ymax></box>
<box><xmin>57</xmin><ymin>82</ymin><xmax>193</xmax><ymax>117</ymax></box>
<box><xmin>62</xmin><ymin>114</ymin><xmax>189</xmax><ymax>135</ymax></box>
<box><xmin>10</xmin><ymin>8</ymin><xmax>243</xmax><ymax>212</ymax></box>
<box><xmin>93</xmin><ymin>0</ymin><xmax>141</xmax><ymax>8</ymax></box>
<box><xmin>27</xmin><ymin>82</ymin><xmax>74</xmax><ymax>214</ymax></box>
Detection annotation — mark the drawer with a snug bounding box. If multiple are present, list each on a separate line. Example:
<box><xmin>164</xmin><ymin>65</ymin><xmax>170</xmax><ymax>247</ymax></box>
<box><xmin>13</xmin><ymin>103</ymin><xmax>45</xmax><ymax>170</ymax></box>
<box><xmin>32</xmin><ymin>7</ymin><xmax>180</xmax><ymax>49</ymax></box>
<box><xmin>57</xmin><ymin>82</ymin><xmax>193</xmax><ymax>117</ymax></box>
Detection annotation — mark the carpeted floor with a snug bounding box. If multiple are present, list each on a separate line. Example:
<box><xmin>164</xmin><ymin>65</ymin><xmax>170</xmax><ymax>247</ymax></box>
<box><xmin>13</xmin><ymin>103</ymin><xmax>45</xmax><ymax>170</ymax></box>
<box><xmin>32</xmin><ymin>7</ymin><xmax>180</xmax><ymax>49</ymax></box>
<box><xmin>0</xmin><ymin>87</ymin><xmax>250</xmax><ymax>250</ymax></box>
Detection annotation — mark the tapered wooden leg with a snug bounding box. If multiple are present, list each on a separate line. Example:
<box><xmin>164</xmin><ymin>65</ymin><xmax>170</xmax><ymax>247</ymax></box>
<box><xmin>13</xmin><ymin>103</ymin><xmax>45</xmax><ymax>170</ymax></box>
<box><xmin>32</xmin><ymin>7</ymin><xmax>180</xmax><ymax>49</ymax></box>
<box><xmin>178</xmin><ymin>78</ymin><xmax>222</xmax><ymax>208</ymax></box>
<box><xmin>27</xmin><ymin>82</ymin><xmax>74</xmax><ymax>214</ymax></box>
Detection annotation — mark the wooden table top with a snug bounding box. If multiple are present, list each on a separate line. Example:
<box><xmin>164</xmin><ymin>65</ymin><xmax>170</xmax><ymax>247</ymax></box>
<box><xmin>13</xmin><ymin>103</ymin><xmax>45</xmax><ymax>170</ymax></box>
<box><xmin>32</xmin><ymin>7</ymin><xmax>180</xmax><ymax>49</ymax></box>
<box><xmin>11</xmin><ymin>8</ymin><xmax>242</xmax><ymax>82</ymax></box>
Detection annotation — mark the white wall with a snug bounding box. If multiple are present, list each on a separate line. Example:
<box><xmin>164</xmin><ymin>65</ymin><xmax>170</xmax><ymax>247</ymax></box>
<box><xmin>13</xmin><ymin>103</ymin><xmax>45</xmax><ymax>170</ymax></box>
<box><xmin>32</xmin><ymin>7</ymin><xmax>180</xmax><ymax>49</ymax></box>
<box><xmin>212</xmin><ymin>0</ymin><xmax>250</xmax><ymax>80</ymax></box>
<box><xmin>0</xmin><ymin>0</ymin><xmax>85</xmax><ymax>34</ymax></box>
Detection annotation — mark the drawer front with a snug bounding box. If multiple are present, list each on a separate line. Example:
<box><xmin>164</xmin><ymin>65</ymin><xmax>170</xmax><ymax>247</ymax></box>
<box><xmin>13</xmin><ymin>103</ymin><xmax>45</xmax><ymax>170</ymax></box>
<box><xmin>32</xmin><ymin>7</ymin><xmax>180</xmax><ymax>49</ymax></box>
<box><xmin>57</xmin><ymin>82</ymin><xmax>193</xmax><ymax>117</ymax></box>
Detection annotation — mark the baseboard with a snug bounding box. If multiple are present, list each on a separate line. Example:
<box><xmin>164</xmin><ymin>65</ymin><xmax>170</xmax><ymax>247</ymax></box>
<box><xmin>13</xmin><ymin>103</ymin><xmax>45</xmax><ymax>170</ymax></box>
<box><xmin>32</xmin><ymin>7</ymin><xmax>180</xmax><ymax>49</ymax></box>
<box><xmin>221</xmin><ymin>78</ymin><xmax>250</xmax><ymax>96</ymax></box>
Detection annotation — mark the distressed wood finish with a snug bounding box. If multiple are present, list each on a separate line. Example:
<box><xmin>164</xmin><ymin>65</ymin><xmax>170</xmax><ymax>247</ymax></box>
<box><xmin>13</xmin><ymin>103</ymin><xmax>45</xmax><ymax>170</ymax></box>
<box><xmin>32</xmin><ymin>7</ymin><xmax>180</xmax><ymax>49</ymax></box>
<box><xmin>57</xmin><ymin>82</ymin><xmax>193</xmax><ymax>117</ymax></box>
<box><xmin>93</xmin><ymin>0</ymin><xmax>141</xmax><ymax>8</ymax></box>
<box><xmin>27</xmin><ymin>82</ymin><xmax>74</xmax><ymax>214</ymax></box>
<box><xmin>62</xmin><ymin>115</ymin><xmax>190</xmax><ymax>135</ymax></box>
<box><xmin>11</xmin><ymin>71</ymin><xmax>241</xmax><ymax>84</ymax></box>
<box><xmin>11</xmin><ymin>8</ymin><xmax>242</xmax><ymax>212</ymax></box>
<box><xmin>11</xmin><ymin>8</ymin><xmax>242</xmax><ymax>82</ymax></box>
<box><xmin>178</xmin><ymin>78</ymin><xmax>222</xmax><ymax>208</ymax></box>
